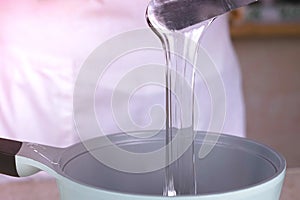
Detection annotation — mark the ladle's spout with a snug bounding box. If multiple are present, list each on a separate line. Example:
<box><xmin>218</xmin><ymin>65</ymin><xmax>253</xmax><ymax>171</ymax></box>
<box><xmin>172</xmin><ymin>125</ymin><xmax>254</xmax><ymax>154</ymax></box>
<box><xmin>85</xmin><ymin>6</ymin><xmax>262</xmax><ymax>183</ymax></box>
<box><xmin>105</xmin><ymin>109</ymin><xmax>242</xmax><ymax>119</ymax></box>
<box><xmin>147</xmin><ymin>0</ymin><xmax>257</xmax><ymax>31</ymax></box>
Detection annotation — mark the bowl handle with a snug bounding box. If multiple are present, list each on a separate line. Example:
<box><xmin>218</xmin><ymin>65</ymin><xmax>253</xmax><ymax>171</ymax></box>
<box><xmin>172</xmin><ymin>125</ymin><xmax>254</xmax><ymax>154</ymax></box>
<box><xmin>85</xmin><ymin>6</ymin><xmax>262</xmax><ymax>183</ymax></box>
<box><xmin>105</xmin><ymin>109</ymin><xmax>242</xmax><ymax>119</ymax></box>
<box><xmin>0</xmin><ymin>138</ymin><xmax>22</xmax><ymax>177</ymax></box>
<box><xmin>0</xmin><ymin>138</ymin><xmax>64</xmax><ymax>177</ymax></box>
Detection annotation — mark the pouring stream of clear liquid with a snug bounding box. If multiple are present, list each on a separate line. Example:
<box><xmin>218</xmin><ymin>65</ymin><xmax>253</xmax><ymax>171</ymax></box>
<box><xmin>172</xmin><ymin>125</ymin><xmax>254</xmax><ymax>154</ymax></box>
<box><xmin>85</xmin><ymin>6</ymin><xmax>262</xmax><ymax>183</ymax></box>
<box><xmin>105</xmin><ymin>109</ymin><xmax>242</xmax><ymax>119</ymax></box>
<box><xmin>146</xmin><ymin>14</ymin><xmax>215</xmax><ymax>195</ymax></box>
<box><xmin>146</xmin><ymin>0</ymin><xmax>256</xmax><ymax>196</ymax></box>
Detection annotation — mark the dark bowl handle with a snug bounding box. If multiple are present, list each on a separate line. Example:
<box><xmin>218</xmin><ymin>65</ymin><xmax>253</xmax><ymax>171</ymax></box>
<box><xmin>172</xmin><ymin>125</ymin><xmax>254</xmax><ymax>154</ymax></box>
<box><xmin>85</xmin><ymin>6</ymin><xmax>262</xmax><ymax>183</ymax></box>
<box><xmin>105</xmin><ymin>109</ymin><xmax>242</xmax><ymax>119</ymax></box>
<box><xmin>0</xmin><ymin>138</ymin><xmax>22</xmax><ymax>177</ymax></box>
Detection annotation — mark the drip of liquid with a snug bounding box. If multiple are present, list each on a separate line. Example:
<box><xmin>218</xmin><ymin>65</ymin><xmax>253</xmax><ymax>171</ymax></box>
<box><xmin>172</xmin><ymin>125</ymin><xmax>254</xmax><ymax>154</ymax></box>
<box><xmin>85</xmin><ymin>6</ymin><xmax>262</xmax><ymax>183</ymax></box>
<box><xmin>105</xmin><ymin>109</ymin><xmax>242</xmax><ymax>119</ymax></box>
<box><xmin>147</xmin><ymin>13</ymin><xmax>215</xmax><ymax>196</ymax></box>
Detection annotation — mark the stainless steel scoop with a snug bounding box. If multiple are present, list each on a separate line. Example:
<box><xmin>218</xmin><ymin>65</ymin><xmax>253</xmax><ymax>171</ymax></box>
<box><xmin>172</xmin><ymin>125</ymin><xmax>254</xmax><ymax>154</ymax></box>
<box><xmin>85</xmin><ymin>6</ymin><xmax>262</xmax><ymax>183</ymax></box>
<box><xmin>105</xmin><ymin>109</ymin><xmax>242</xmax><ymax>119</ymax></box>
<box><xmin>146</xmin><ymin>0</ymin><xmax>257</xmax><ymax>31</ymax></box>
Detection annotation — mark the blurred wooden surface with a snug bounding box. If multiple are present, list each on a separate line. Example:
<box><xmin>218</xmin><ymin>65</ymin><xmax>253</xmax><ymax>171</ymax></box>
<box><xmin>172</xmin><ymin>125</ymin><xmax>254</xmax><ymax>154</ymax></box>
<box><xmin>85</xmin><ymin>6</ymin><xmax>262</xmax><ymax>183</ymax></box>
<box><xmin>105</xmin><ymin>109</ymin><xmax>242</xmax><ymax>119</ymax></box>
<box><xmin>231</xmin><ymin>23</ymin><xmax>300</xmax><ymax>38</ymax></box>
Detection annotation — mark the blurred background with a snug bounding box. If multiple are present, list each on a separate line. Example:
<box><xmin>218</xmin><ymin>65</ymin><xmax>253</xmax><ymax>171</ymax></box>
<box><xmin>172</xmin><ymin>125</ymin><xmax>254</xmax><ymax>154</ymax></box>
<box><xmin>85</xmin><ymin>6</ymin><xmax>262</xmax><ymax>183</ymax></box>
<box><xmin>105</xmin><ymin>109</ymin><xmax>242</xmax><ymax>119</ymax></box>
<box><xmin>0</xmin><ymin>1</ymin><xmax>299</xmax><ymax>199</ymax></box>
<box><xmin>230</xmin><ymin>0</ymin><xmax>300</xmax><ymax>168</ymax></box>
<box><xmin>230</xmin><ymin>2</ymin><xmax>300</xmax><ymax>198</ymax></box>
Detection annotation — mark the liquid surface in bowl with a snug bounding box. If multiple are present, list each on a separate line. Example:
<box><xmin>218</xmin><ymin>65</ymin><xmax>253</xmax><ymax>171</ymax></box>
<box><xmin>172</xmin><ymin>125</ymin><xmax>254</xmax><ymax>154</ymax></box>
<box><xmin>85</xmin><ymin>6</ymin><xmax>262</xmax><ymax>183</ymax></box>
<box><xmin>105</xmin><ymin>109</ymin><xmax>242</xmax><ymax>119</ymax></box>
<box><xmin>58</xmin><ymin>132</ymin><xmax>284</xmax><ymax>196</ymax></box>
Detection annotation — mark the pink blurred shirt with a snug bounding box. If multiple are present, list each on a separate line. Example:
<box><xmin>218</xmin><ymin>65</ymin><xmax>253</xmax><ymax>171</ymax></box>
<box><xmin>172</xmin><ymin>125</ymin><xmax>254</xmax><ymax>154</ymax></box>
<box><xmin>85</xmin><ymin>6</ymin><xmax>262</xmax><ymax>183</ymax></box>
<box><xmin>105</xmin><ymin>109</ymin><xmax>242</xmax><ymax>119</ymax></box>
<box><xmin>0</xmin><ymin>0</ymin><xmax>245</xmax><ymax>152</ymax></box>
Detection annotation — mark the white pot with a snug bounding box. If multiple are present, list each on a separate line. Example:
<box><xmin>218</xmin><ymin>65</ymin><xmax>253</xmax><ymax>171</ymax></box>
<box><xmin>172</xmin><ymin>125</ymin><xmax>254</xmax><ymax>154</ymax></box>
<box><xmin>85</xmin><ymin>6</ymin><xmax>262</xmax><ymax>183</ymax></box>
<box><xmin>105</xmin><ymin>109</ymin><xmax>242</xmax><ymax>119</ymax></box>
<box><xmin>0</xmin><ymin>131</ymin><xmax>286</xmax><ymax>200</ymax></box>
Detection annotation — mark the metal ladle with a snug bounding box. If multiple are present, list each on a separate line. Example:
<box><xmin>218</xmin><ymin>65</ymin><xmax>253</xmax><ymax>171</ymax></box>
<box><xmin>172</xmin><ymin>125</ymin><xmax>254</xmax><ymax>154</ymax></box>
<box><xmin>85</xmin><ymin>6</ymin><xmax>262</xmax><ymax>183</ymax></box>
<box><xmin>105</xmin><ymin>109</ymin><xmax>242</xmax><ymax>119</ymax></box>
<box><xmin>146</xmin><ymin>0</ymin><xmax>257</xmax><ymax>31</ymax></box>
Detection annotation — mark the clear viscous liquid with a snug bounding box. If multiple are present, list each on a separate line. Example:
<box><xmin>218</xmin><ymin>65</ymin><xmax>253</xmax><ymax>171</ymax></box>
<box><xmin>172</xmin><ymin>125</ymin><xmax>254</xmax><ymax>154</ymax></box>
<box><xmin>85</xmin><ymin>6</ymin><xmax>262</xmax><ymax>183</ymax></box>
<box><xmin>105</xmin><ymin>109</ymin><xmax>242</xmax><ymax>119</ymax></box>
<box><xmin>147</xmin><ymin>14</ymin><xmax>214</xmax><ymax>196</ymax></box>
